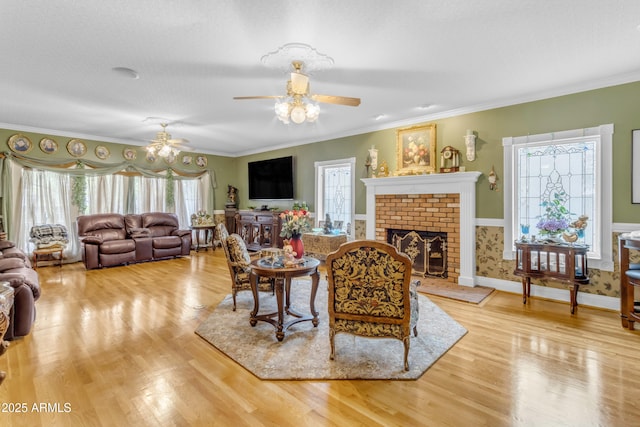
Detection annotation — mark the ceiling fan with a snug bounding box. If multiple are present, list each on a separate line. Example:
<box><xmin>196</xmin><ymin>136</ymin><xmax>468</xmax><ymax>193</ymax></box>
<box><xmin>145</xmin><ymin>122</ymin><xmax>189</xmax><ymax>158</ymax></box>
<box><xmin>234</xmin><ymin>61</ymin><xmax>361</xmax><ymax>124</ymax></box>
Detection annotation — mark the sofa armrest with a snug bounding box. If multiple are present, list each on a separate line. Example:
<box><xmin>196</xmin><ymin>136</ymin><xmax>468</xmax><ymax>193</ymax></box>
<box><xmin>0</xmin><ymin>257</ymin><xmax>28</xmax><ymax>272</ymax></box>
<box><xmin>0</xmin><ymin>271</ymin><xmax>41</xmax><ymax>300</ymax></box>
<box><xmin>173</xmin><ymin>229</ymin><xmax>191</xmax><ymax>237</ymax></box>
<box><xmin>81</xmin><ymin>235</ymin><xmax>103</xmax><ymax>245</ymax></box>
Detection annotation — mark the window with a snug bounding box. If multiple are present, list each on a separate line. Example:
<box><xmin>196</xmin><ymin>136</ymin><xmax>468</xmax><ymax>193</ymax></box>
<box><xmin>503</xmin><ymin>124</ymin><xmax>613</xmax><ymax>271</ymax></box>
<box><xmin>314</xmin><ymin>158</ymin><xmax>355</xmax><ymax>237</ymax></box>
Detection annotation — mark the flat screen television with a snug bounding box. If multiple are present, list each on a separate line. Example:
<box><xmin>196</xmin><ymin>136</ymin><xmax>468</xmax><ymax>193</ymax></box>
<box><xmin>248</xmin><ymin>156</ymin><xmax>294</xmax><ymax>200</ymax></box>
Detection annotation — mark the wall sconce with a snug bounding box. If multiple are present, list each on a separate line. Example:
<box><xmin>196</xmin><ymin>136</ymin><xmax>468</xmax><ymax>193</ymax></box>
<box><xmin>365</xmin><ymin>145</ymin><xmax>378</xmax><ymax>177</ymax></box>
<box><xmin>488</xmin><ymin>166</ymin><xmax>498</xmax><ymax>191</ymax></box>
<box><xmin>464</xmin><ymin>129</ymin><xmax>476</xmax><ymax>161</ymax></box>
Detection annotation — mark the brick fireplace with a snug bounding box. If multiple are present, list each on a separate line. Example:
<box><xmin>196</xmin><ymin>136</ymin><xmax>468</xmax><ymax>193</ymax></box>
<box><xmin>362</xmin><ymin>172</ymin><xmax>481</xmax><ymax>286</ymax></box>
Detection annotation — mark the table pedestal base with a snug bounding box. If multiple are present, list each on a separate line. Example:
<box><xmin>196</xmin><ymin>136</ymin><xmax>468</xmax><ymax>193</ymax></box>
<box><xmin>249</xmin><ymin>258</ymin><xmax>320</xmax><ymax>341</ymax></box>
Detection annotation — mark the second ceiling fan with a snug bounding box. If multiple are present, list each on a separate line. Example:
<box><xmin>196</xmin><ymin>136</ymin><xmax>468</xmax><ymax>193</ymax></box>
<box><xmin>234</xmin><ymin>61</ymin><xmax>360</xmax><ymax>124</ymax></box>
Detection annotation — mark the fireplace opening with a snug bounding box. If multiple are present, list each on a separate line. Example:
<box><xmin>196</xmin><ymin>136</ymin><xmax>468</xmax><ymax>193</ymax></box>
<box><xmin>387</xmin><ymin>229</ymin><xmax>448</xmax><ymax>278</ymax></box>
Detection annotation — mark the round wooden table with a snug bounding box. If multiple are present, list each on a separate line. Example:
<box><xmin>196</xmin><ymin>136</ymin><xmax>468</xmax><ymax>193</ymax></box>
<box><xmin>249</xmin><ymin>256</ymin><xmax>320</xmax><ymax>341</ymax></box>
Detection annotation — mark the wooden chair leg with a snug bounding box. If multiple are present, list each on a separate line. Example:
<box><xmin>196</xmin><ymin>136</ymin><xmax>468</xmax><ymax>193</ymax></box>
<box><xmin>403</xmin><ymin>337</ymin><xmax>410</xmax><ymax>371</ymax></box>
<box><xmin>329</xmin><ymin>328</ymin><xmax>336</xmax><ymax>360</ymax></box>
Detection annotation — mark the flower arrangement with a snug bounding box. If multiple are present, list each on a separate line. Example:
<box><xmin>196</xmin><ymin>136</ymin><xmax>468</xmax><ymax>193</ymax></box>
<box><xmin>279</xmin><ymin>209</ymin><xmax>312</xmax><ymax>238</ymax></box>
<box><xmin>536</xmin><ymin>191</ymin><xmax>571</xmax><ymax>236</ymax></box>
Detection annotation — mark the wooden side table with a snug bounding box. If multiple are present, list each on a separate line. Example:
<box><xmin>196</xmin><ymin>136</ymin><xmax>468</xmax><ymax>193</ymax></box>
<box><xmin>191</xmin><ymin>224</ymin><xmax>216</xmax><ymax>252</ymax></box>
<box><xmin>514</xmin><ymin>242</ymin><xmax>589</xmax><ymax>314</ymax></box>
<box><xmin>0</xmin><ymin>282</ymin><xmax>14</xmax><ymax>385</ymax></box>
<box><xmin>32</xmin><ymin>246</ymin><xmax>64</xmax><ymax>270</ymax></box>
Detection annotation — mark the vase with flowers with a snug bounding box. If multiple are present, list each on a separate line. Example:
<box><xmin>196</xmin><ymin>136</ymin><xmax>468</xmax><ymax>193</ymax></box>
<box><xmin>279</xmin><ymin>209</ymin><xmax>312</xmax><ymax>259</ymax></box>
<box><xmin>536</xmin><ymin>191</ymin><xmax>571</xmax><ymax>241</ymax></box>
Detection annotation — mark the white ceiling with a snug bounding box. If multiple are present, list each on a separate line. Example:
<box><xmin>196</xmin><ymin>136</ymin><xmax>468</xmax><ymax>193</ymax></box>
<box><xmin>1</xmin><ymin>0</ymin><xmax>640</xmax><ymax>157</ymax></box>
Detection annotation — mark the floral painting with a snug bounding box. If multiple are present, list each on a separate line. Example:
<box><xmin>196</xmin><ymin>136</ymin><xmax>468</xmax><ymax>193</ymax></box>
<box><xmin>396</xmin><ymin>124</ymin><xmax>437</xmax><ymax>174</ymax></box>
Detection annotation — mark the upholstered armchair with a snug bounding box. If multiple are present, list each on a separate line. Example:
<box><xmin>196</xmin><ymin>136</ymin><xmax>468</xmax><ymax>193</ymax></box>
<box><xmin>222</xmin><ymin>233</ymin><xmax>273</xmax><ymax>311</ymax></box>
<box><xmin>326</xmin><ymin>240</ymin><xmax>420</xmax><ymax>371</ymax></box>
<box><xmin>215</xmin><ymin>222</ymin><xmax>229</xmax><ymax>248</ymax></box>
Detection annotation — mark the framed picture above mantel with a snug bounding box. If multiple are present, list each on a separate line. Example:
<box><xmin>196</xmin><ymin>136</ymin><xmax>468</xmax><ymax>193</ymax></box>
<box><xmin>396</xmin><ymin>124</ymin><xmax>437</xmax><ymax>174</ymax></box>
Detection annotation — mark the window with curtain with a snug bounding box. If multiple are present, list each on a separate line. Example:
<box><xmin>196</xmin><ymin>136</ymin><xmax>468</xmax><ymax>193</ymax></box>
<box><xmin>503</xmin><ymin>124</ymin><xmax>613</xmax><ymax>271</ymax></box>
<box><xmin>7</xmin><ymin>160</ymin><xmax>211</xmax><ymax>260</ymax></box>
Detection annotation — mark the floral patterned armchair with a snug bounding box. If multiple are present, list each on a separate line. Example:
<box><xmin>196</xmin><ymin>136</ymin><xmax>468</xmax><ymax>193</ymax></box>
<box><xmin>326</xmin><ymin>240</ymin><xmax>420</xmax><ymax>371</ymax></box>
<box><xmin>221</xmin><ymin>233</ymin><xmax>273</xmax><ymax>311</ymax></box>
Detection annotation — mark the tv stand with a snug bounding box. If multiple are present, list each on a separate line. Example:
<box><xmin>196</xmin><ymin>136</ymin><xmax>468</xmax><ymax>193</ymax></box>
<box><xmin>234</xmin><ymin>210</ymin><xmax>283</xmax><ymax>251</ymax></box>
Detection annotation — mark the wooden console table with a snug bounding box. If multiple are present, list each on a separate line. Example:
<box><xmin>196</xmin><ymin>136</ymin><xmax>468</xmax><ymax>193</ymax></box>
<box><xmin>514</xmin><ymin>242</ymin><xmax>589</xmax><ymax>314</ymax></box>
<box><xmin>618</xmin><ymin>234</ymin><xmax>640</xmax><ymax>329</ymax></box>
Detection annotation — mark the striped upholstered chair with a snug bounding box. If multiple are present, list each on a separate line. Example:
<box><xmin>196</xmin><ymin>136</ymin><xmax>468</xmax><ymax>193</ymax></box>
<box><xmin>326</xmin><ymin>240</ymin><xmax>420</xmax><ymax>371</ymax></box>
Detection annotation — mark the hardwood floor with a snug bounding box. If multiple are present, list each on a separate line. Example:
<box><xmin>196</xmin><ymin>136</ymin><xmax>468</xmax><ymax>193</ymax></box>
<box><xmin>1</xmin><ymin>249</ymin><xmax>639</xmax><ymax>426</ymax></box>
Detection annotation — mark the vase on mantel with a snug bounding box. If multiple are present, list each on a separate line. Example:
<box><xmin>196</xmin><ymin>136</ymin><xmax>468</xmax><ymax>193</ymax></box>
<box><xmin>290</xmin><ymin>233</ymin><xmax>304</xmax><ymax>259</ymax></box>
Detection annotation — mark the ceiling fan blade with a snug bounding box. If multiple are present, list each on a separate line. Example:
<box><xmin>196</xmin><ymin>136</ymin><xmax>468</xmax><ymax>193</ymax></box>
<box><xmin>290</xmin><ymin>72</ymin><xmax>309</xmax><ymax>95</ymax></box>
<box><xmin>233</xmin><ymin>95</ymin><xmax>281</xmax><ymax>100</ymax></box>
<box><xmin>311</xmin><ymin>94</ymin><xmax>361</xmax><ymax>107</ymax></box>
<box><xmin>168</xmin><ymin>138</ymin><xmax>189</xmax><ymax>145</ymax></box>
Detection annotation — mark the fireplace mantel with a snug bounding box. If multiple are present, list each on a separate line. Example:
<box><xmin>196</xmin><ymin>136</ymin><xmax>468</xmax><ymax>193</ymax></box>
<box><xmin>362</xmin><ymin>172</ymin><xmax>481</xmax><ymax>286</ymax></box>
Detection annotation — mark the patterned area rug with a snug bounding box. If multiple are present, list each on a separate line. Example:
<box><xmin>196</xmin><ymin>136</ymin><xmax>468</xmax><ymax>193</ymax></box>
<box><xmin>195</xmin><ymin>280</ymin><xmax>467</xmax><ymax>380</ymax></box>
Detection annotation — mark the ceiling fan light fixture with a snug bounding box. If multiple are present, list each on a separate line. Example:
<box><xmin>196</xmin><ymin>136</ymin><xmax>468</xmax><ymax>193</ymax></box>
<box><xmin>305</xmin><ymin>103</ymin><xmax>320</xmax><ymax>122</ymax></box>
<box><xmin>145</xmin><ymin>121</ymin><xmax>186</xmax><ymax>158</ymax></box>
<box><xmin>290</xmin><ymin>105</ymin><xmax>307</xmax><ymax>124</ymax></box>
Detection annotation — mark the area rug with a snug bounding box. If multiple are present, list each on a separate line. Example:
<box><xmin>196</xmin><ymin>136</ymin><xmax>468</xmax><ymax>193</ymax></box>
<box><xmin>416</xmin><ymin>278</ymin><xmax>495</xmax><ymax>304</ymax></box>
<box><xmin>195</xmin><ymin>280</ymin><xmax>467</xmax><ymax>380</ymax></box>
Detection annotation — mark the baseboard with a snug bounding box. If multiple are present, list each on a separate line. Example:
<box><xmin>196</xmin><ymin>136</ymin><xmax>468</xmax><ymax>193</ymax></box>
<box><xmin>475</xmin><ymin>276</ymin><xmax>619</xmax><ymax>311</ymax></box>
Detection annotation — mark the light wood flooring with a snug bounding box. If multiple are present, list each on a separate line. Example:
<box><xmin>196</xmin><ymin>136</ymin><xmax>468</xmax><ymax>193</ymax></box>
<box><xmin>1</xmin><ymin>249</ymin><xmax>639</xmax><ymax>426</ymax></box>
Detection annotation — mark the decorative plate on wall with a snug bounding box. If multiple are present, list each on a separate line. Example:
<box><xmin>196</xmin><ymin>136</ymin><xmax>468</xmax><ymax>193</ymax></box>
<box><xmin>145</xmin><ymin>150</ymin><xmax>157</xmax><ymax>163</ymax></box>
<box><xmin>196</xmin><ymin>155</ymin><xmax>207</xmax><ymax>168</ymax></box>
<box><xmin>39</xmin><ymin>137</ymin><xmax>58</xmax><ymax>154</ymax></box>
<box><xmin>95</xmin><ymin>145</ymin><xmax>110</xmax><ymax>160</ymax></box>
<box><xmin>123</xmin><ymin>148</ymin><xmax>137</xmax><ymax>161</ymax></box>
<box><xmin>67</xmin><ymin>139</ymin><xmax>87</xmax><ymax>157</ymax></box>
<box><xmin>182</xmin><ymin>155</ymin><xmax>192</xmax><ymax>166</ymax></box>
<box><xmin>8</xmin><ymin>134</ymin><xmax>33</xmax><ymax>154</ymax></box>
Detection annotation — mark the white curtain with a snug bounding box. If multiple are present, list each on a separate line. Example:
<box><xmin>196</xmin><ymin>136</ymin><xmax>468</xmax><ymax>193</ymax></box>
<box><xmin>6</xmin><ymin>159</ymin><xmax>212</xmax><ymax>258</ymax></box>
<box><xmin>13</xmin><ymin>167</ymin><xmax>82</xmax><ymax>262</ymax></box>
<box><xmin>86</xmin><ymin>174</ymin><xmax>128</xmax><ymax>214</ymax></box>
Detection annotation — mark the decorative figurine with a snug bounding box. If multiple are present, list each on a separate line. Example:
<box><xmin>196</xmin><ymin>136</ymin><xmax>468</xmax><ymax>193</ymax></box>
<box><xmin>488</xmin><ymin>166</ymin><xmax>498</xmax><ymax>191</ymax></box>
<box><xmin>323</xmin><ymin>213</ymin><xmax>333</xmax><ymax>234</ymax></box>
<box><xmin>282</xmin><ymin>239</ymin><xmax>298</xmax><ymax>267</ymax></box>
<box><xmin>226</xmin><ymin>185</ymin><xmax>238</xmax><ymax>208</ymax></box>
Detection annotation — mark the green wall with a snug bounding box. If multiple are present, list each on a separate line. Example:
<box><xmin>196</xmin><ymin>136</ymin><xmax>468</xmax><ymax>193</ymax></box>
<box><xmin>232</xmin><ymin>81</ymin><xmax>640</xmax><ymax>222</ymax></box>
<box><xmin>2</xmin><ymin>80</ymin><xmax>640</xmax><ymax>222</ymax></box>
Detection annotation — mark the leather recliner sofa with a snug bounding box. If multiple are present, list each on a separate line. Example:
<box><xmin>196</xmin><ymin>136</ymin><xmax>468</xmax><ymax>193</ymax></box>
<box><xmin>77</xmin><ymin>212</ymin><xmax>191</xmax><ymax>269</ymax></box>
<box><xmin>0</xmin><ymin>240</ymin><xmax>41</xmax><ymax>340</ymax></box>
